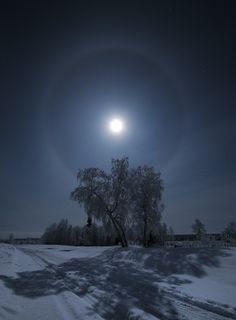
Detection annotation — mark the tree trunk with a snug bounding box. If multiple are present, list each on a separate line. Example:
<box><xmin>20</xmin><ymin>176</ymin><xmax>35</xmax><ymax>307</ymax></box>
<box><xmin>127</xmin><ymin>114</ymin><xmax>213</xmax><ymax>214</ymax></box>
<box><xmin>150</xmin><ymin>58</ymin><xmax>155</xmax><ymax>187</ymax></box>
<box><xmin>108</xmin><ymin>211</ymin><xmax>128</xmax><ymax>247</ymax></box>
<box><xmin>115</xmin><ymin>219</ymin><xmax>128</xmax><ymax>247</ymax></box>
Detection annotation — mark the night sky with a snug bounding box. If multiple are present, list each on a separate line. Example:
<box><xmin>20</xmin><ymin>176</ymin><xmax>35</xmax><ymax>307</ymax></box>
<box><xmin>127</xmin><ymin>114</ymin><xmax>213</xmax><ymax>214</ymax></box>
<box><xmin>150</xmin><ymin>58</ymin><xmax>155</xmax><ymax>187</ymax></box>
<box><xmin>1</xmin><ymin>1</ymin><xmax>235</xmax><ymax>238</ymax></box>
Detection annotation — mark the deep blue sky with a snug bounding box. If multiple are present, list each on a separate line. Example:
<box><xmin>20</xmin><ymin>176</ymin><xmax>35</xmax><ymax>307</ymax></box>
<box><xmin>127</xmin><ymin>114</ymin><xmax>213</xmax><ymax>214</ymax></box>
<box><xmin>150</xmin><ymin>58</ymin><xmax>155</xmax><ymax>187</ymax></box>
<box><xmin>0</xmin><ymin>1</ymin><xmax>235</xmax><ymax>237</ymax></box>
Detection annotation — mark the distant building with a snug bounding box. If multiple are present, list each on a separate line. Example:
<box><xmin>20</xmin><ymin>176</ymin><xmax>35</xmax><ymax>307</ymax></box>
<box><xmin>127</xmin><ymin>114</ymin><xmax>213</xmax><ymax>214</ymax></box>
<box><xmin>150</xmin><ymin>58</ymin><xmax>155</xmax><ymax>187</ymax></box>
<box><xmin>165</xmin><ymin>233</ymin><xmax>229</xmax><ymax>248</ymax></box>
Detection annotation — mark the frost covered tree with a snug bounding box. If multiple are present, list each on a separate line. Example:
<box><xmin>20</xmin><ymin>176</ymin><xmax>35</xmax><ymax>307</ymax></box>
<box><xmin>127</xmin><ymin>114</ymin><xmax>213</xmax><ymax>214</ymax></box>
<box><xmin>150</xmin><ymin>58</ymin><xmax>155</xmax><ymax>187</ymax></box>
<box><xmin>71</xmin><ymin>158</ymin><xmax>129</xmax><ymax>247</ymax></box>
<box><xmin>8</xmin><ymin>233</ymin><xmax>14</xmax><ymax>244</ymax></box>
<box><xmin>55</xmin><ymin>219</ymin><xmax>69</xmax><ymax>244</ymax></box>
<box><xmin>158</xmin><ymin>222</ymin><xmax>168</xmax><ymax>245</ymax></box>
<box><xmin>71</xmin><ymin>226</ymin><xmax>81</xmax><ymax>245</ymax></box>
<box><xmin>167</xmin><ymin>226</ymin><xmax>175</xmax><ymax>241</ymax></box>
<box><xmin>66</xmin><ymin>224</ymin><xmax>73</xmax><ymax>245</ymax></box>
<box><xmin>223</xmin><ymin>221</ymin><xmax>236</xmax><ymax>240</ymax></box>
<box><xmin>192</xmin><ymin>219</ymin><xmax>206</xmax><ymax>240</ymax></box>
<box><xmin>41</xmin><ymin>223</ymin><xmax>57</xmax><ymax>244</ymax></box>
<box><xmin>129</xmin><ymin>166</ymin><xmax>164</xmax><ymax>247</ymax></box>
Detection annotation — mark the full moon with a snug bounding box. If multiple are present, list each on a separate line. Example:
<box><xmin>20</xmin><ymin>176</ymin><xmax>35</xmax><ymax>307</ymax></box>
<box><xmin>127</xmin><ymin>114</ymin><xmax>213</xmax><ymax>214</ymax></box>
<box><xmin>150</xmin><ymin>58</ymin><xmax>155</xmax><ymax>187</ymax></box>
<box><xmin>109</xmin><ymin>118</ymin><xmax>123</xmax><ymax>134</ymax></box>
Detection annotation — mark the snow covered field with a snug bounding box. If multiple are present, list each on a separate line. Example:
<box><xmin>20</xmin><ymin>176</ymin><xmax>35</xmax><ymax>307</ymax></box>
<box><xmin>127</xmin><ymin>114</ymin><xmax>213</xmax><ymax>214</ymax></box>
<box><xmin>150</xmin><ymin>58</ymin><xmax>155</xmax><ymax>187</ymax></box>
<box><xmin>0</xmin><ymin>244</ymin><xmax>235</xmax><ymax>320</ymax></box>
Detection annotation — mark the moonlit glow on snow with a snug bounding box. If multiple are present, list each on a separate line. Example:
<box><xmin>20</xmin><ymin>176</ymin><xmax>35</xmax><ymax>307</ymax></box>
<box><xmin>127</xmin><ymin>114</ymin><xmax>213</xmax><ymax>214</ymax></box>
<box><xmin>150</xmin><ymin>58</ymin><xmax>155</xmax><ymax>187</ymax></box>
<box><xmin>109</xmin><ymin>118</ymin><xmax>123</xmax><ymax>134</ymax></box>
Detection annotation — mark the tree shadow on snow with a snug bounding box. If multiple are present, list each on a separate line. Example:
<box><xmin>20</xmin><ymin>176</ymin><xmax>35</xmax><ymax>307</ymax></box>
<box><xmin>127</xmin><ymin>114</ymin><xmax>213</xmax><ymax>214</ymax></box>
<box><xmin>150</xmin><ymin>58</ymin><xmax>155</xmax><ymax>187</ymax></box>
<box><xmin>0</xmin><ymin>247</ymin><xmax>232</xmax><ymax>320</ymax></box>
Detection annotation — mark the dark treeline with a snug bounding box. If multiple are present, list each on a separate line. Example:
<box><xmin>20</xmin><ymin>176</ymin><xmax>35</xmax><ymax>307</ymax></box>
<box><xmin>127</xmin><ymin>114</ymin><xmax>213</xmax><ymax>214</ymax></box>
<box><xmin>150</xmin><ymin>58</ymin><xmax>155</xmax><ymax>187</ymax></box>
<box><xmin>42</xmin><ymin>218</ymin><xmax>115</xmax><ymax>246</ymax></box>
<box><xmin>41</xmin><ymin>217</ymin><xmax>173</xmax><ymax>246</ymax></box>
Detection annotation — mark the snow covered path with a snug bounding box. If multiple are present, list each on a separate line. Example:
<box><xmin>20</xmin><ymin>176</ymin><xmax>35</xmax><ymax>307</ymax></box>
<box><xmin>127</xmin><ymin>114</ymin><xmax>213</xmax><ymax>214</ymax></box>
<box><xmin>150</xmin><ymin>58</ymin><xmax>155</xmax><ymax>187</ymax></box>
<box><xmin>0</xmin><ymin>244</ymin><xmax>236</xmax><ymax>320</ymax></box>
